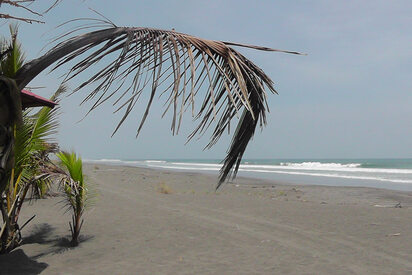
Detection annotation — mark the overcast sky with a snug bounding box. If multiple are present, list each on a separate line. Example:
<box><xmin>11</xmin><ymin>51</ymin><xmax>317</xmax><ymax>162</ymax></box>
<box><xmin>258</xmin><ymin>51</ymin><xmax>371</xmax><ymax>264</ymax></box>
<box><xmin>2</xmin><ymin>0</ymin><xmax>411</xmax><ymax>160</ymax></box>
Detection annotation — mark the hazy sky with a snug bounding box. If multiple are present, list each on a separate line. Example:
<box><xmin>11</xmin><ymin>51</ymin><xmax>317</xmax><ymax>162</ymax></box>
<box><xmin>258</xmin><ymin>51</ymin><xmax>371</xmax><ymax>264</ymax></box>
<box><xmin>2</xmin><ymin>0</ymin><xmax>411</xmax><ymax>159</ymax></box>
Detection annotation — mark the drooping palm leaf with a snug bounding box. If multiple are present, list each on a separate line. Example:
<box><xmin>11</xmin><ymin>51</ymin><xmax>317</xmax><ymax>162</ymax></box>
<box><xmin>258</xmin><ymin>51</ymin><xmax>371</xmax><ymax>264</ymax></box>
<box><xmin>14</xmin><ymin>85</ymin><xmax>65</xmax><ymax>181</ymax></box>
<box><xmin>15</xmin><ymin>26</ymin><xmax>302</xmax><ymax>188</ymax></box>
<box><xmin>28</xmin><ymin>84</ymin><xmax>65</xmax><ymax>145</ymax></box>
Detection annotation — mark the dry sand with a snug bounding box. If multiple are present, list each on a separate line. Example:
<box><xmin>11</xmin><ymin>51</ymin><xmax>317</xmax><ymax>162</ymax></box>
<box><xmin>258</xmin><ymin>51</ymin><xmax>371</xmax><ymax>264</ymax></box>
<box><xmin>1</xmin><ymin>164</ymin><xmax>412</xmax><ymax>274</ymax></box>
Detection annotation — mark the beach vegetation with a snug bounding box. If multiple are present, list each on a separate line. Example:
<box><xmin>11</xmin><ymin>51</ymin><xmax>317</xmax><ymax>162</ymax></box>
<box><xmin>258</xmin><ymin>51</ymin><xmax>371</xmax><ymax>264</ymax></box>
<box><xmin>0</xmin><ymin>25</ymin><xmax>65</xmax><ymax>253</ymax></box>
<box><xmin>0</xmin><ymin>89</ymin><xmax>60</xmax><ymax>253</ymax></box>
<box><xmin>0</xmin><ymin>85</ymin><xmax>64</xmax><ymax>253</ymax></box>
<box><xmin>277</xmin><ymin>190</ymin><xmax>286</xmax><ymax>196</ymax></box>
<box><xmin>158</xmin><ymin>182</ymin><xmax>172</xmax><ymax>194</ymax></box>
<box><xmin>55</xmin><ymin>151</ymin><xmax>88</xmax><ymax>247</ymax></box>
<box><xmin>0</xmin><ymin>25</ymin><xmax>62</xmax><ymax>253</ymax></box>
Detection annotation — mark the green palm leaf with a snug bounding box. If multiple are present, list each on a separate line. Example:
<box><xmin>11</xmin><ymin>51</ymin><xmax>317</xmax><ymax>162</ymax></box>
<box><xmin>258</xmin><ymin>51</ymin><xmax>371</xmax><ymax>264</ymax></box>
<box><xmin>0</xmin><ymin>24</ymin><xmax>25</xmax><ymax>78</ymax></box>
<box><xmin>56</xmin><ymin>151</ymin><xmax>87</xmax><ymax>246</ymax></box>
<box><xmin>57</xmin><ymin>151</ymin><xmax>84</xmax><ymax>185</ymax></box>
<box><xmin>14</xmin><ymin>85</ymin><xmax>65</xmax><ymax>181</ymax></box>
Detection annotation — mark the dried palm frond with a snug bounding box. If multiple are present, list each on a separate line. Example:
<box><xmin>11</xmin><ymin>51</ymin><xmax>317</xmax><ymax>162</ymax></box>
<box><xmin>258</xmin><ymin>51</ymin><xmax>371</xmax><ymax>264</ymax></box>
<box><xmin>15</xmin><ymin>26</ymin><xmax>302</xmax><ymax>188</ymax></box>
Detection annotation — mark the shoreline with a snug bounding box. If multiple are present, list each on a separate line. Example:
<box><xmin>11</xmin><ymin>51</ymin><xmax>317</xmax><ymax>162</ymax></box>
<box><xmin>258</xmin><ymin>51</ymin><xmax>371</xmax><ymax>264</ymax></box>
<box><xmin>84</xmin><ymin>159</ymin><xmax>412</xmax><ymax>192</ymax></box>
<box><xmin>1</xmin><ymin>164</ymin><xmax>412</xmax><ymax>274</ymax></box>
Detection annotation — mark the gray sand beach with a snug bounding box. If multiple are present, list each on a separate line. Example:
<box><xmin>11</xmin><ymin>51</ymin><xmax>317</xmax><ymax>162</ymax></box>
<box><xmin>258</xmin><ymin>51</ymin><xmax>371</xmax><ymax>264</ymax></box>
<box><xmin>1</xmin><ymin>164</ymin><xmax>412</xmax><ymax>274</ymax></box>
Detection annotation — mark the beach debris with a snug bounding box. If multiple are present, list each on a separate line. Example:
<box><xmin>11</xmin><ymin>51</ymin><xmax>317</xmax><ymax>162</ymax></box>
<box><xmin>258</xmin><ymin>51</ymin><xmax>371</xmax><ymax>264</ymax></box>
<box><xmin>19</xmin><ymin>215</ymin><xmax>36</xmax><ymax>231</ymax></box>
<box><xmin>321</xmin><ymin>201</ymin><xmax>327</xmax><ymax>205</ymax></box>
<box><xmin>277</xmin><ymin>190</ymin><xmax>286</xmax><ymax>196</ymax></box>
<box><xmin>251</xmin><ymin>185</ymin><xmax>271</xmax><ymax>189</ymax></box>
<box><xmin>374</xmin><ymin>203</ymin><xmax>403</xmax><ymax>208</ymax></box>
<box><xmin>260</xmin><ymin>239</ymin><xmax>271</xmax><ymax>243</ymax></box>
<box><xmin>386</xmin><ymin>233</ymin><xmax>401</xmax><ymax>237</ymax></box>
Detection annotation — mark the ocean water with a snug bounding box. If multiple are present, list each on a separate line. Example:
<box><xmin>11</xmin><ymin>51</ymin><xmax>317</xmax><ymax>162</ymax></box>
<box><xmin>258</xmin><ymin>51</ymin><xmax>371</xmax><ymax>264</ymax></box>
<box><xmin>86</xmin><ymin>158</ymin><xmax>412</xmax><ymax>191</ymax></box>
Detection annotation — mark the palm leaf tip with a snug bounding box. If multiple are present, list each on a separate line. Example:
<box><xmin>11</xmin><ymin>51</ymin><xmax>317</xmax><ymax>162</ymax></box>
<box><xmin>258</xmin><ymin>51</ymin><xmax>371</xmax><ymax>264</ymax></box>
<box><xmin>14</xmin><ymin>26</ymin><xmax>302</xmax><ymax>188</ymax></box>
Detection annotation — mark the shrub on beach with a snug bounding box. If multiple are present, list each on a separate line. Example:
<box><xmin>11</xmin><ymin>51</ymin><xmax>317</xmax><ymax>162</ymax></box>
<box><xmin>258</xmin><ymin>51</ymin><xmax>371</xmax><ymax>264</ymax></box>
<box><xmin>158</xmin><ymin>182</ymin><xmax>172</xmax><ymax>194</ymax></box>
<box><xmin>56</xmin><ymin>151</ymin><xmax>89</xmax><ymax>247</ymax></box>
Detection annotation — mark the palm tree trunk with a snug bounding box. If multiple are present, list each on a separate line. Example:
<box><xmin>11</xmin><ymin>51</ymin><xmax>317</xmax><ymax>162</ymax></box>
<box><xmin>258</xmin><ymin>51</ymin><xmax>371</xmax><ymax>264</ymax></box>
<box><xmin>0</xmin><ymin>194</ymin><xmax>21</xmax><ymax>253</ymax></box>
<box><xmin>70</xmin><ymin>213</ymin><xmax>83</xmax><ymax>247</ymax></box>
<box><xmin>0</xmin><ymin>77</ymin><xmax>23</xmax><ymax>253</ymax></box>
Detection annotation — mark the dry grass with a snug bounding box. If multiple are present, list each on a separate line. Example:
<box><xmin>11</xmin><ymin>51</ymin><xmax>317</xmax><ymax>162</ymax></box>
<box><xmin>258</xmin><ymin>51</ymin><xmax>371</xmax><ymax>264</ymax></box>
<box><xmin>158</xmin><ymin>182</ymin><xmax>172</xmax><ymax>194</ymax></box>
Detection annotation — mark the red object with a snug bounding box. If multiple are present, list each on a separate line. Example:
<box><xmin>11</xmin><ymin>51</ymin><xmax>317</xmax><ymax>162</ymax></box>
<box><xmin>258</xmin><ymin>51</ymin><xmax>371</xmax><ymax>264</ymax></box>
<box><xmin>21</xmin><ymin>89</ymin><xmax>57</xmax><ymax>109</ymax></box>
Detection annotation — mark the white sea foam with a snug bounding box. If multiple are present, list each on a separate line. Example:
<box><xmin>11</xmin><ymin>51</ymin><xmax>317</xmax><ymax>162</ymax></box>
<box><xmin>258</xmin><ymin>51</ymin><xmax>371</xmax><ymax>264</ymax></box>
<box><xmin>240</xmin><ymin>164</ymin><xmax>412</xmax><ymax>174</ymax></box>
<box><xmin>171</xmin><ymin>162</ymin><xmax>221</xmax><ymax>168</ymax></box>
<box><xmin>280</xmin><ymin>162</ymin><xmax>361</xmax><ymax>168</ymax></box>
<box><xmin>237</xmin><ymin>168</ymin><xmax>412</xmax><ymax>184</ymax></box>
<box><xmin>98</xmin><ymin>158</ymin><xmax>123</xmax><ymax>162</ymax></box>
<box><xmin>144</xmin><ymin>160</ymin><xmax>167</xmax><ymax>164</ymax></box>
<box><xmin>157</xmin><ymin>165</ymin><xmax>220</xmax><ymax>171</ymax></box>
